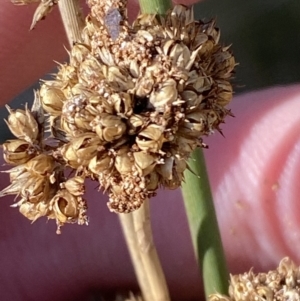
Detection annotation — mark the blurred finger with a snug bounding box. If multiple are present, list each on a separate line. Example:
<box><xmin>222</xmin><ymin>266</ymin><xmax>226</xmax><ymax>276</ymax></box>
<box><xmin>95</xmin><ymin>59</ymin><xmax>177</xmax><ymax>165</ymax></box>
<box><xmin>205</xmin><ymin>85</ymin><xmax>300</xmax><ymax>273</ymax></box>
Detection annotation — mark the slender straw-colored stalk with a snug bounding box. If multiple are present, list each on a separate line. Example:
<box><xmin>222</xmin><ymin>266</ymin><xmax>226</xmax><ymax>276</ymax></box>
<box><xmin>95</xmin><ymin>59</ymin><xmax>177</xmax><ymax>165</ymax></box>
<box><xmin>133</xmin><ymin>201</ymin><xmax>170</xmax><ymax>301</ymax></box>
<box><xmin>119</xmin><ymin>211</ymin><xmax>154</xmax><ymax>301</ymax></box>
<box><xmin>120</xmin><ymin>201</ymin><xmax>170</xmax><ymax>301</ymax></box>
<box><xmin>58</xmin><ymin>0</ymin><xmax>85</xmax><ymax>45</ymax></box>
<box><xmin>181</xmin><ymin>148</ymin><xmax>229</xmax><ymax>296</ymax></box>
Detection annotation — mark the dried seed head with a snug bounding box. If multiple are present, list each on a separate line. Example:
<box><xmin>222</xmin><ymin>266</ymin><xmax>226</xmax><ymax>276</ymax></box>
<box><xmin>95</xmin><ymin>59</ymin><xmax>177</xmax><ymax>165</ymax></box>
<box><xmin>48</xmin><ymin>189</ymin><xmax>88</xmax><ymax>233</ymax></box>
<box><xmin>1</xmin><ymin>1</ymin><xmax>236</xmax><ymax>229</ymax></box>
<box><xmin>21</xmin><ymin>174</ymin><xmax>48</xmax><ymax>197</ymax></box>
<box><xmin>5</xmin><ymin>105</ymin><xmax>38</xmax><ymax>143</ymax></box>
<box><xmin>209</xmin><ymin>257</ymin><xmax>300</xmax><ymax>301</ymax></box>
<box><xmin>107</xmin><ymin>173</ymin><xmax>151</xmax><ymax>213</ymax></box>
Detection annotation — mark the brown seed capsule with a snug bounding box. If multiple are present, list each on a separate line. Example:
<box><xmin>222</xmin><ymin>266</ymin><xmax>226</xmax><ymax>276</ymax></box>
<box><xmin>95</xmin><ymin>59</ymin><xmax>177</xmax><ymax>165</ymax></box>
<box><xmin>111</xmin><ymin>92</ymin><xmax>133</xmax><ymax>117</ymax></box>
<box><xmin>178</xmin><ymin>111</ymin><xmax>206</xmax><ymax>138</ymax></box>
<box><xmin>133</xmin><ymin>151</ymin><xmax>157</xmax><ymax>176</ymax></box>
<box><xmin>146</xmin><ymin>171</ymin><xmax>159</xmax><ymax>191</ymax></box>
<box><xmin>20</xmin><ymin>175</ymin><xmax>51</xmax><ymax>202</ymax></box>
<box><xmin>2</xmin><ymin>139</ymin><xmax>36</xmax><ymax>165</ymax></box>
<box><xmin>97</xmin><ymin>46</ymin><xmax>115</xmax><ymax>66</ymax></box>
<box><xmin>149</xmin><ymin>79</ymin><xmax>178</xmax><ymax>112</ymax></box>
<box><xmin>216</xmin><ymin>80</ymin><xmax>233</xmax><ymax>106</ymax></box>
<box><xmin>114</xmin><ymin>147</ymin><xmax>134</xmax><ymax>175</ymax></box>
<box><xmin>135</xmin><ymin>76</ymin><xmax>155</xmax><ymax>97</ymax></box>
<box><xmin>5</xmin><ymin>105</ymin><xmax>38</xmax><ymax>142</ymax></box>
<box><xmin>50</xmin><ymin>189</ymin><xmax>79</xmax><ymax>223</ymax></box>
<box><xmin>78</xmin><ymin>57</ymin><xmax>104</xmax><ymax>85</ymax></box>
<box><xmin>102</xmin><ymin>65</ymin><xmax>134</xmax><ymax>92</ymax></box>
<box><xmin>176</xmin><ymin>136</ymin><xmax>198</xmax><ymax>155</ymax></box>
<box><xmin>57</xmin><ymin>64</ymin><xmax>78</xmax><ymax>86</ymax></box>
<box><xmin>181</xmin><ymin>90</ymin><xmax>203</xmax><ymax>109</ymax></box>
<box><xmin>155</xmin><ymin>155</ymin><xmax>185</xmax><ymax>189</ymax></box>
<box><xmin>70</xmin><ymin>43</ymin><xmax>91</xmax><ymax>66</ymax></box>
<box><xmin>89</xmin><ymin>151</ymin><xmax>115</xmax><ymax>175</ymax></box>
<box><xmin>26</xmin><ymin>154</ymin><xmax>55</xmax><ymax>175</ymax></box>
<box><xmin>93</xmin><ymin>113</ymin><xmax>127</xmax><ymax>142</ymax></box>
<box><xmin>63</xmin><ymin>176</ymin><xmax>85</xmax><ymax>196</ymax></box>
<box><xmin>127</xmin><ymin>114</ymin><xmax>144</xmax><ymax>135</ymax></box>
<box><xmin>40</xmin><ymin>84</ymin><xmax>65</xmax><ymax>115</ymax></box>
<box><xmin>18</xmin><ymin>200</ymin><xmax>50</xmax><ymax>222</ymax></box>
<box><xmin>61</xmin><ymin>133</ymin><xmax>100</xmax><ymax>168</ymax></box>
<box><xmin>169</xmin><ymin>42</ymin><xmax>191</xmax><ymax>69</ymax></box>
<box><xmin>136</xmin><ymin>124</ymin><xmax>165</xmax><ymax>153</ymax></box>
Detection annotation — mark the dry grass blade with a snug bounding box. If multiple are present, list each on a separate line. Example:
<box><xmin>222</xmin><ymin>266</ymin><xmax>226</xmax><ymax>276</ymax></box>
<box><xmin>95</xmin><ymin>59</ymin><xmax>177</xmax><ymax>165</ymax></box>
<box><xmin>30</xmin><ymin>0</ymin><xmax>58</xmax><ymax>30</ymax></box>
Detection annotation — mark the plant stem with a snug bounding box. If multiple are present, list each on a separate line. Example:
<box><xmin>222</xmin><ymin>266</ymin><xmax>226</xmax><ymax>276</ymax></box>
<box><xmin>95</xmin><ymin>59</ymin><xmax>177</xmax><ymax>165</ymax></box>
<box><xmin>138</xmin><ymin>0</ymin><xmax>172</xmax><ymax>15</ymax></box>
<box><xmin>58</xmin><ymin>0</ymin><xmax>85</xmax><ymax>45</ymax></box>
<box><xmin>181</xmin><ymin>148</ymin><xmax>229</xmax><ymax>296</ymax></box>
<box><xmin>133</xmin><ymin>201</ymin><xmax>170</xmax><ymax>301</ymax></box>
<box><xmin>120</xmin><ymin>200</ymin><xmax>170</xmax><ymax>301</ymax></box>
<box><xmin>119</xmin><ymin>211</ymin><xmax>154</xmax><ymax>301</ymax></box>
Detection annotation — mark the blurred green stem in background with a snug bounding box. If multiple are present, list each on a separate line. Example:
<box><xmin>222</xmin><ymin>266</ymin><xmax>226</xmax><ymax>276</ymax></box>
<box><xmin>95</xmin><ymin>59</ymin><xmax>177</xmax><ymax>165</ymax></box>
<box><xmin>182</xmin><ymin>148</ymin><xmax>229</xmax><ymax>296</ymax></box>
<box><xmin>139</xmin><ymin>0</ymin><xmax>172</xmax><ymax>15</ymax></box>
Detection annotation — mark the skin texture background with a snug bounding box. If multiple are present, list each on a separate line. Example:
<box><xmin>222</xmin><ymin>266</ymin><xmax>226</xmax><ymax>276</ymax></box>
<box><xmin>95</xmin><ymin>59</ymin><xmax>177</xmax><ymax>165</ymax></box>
<box><xmin>0</xmin><ymin>0</ymin><xmax>300</xmax><ymax>300</ymax></box>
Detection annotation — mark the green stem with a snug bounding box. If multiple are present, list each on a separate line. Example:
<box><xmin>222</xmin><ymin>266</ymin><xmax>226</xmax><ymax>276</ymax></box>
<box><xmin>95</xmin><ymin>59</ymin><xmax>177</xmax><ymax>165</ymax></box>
<box><xmin>138</xmin><ymin>0</ymin><xmax>172</xmax><ymax>15</ymax></box>
<box><xmin>181</xmin><ymin>148</ymin><xmax>229</xmax><ymax>297</ymax></box>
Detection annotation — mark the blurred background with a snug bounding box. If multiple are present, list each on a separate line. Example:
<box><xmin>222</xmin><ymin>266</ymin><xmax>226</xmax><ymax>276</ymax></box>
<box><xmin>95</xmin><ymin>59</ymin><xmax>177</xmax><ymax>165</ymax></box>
<box><xmin>196</xmin><ymin>0</ymin><xmax>300</xmax><ymax>92</ymax></box>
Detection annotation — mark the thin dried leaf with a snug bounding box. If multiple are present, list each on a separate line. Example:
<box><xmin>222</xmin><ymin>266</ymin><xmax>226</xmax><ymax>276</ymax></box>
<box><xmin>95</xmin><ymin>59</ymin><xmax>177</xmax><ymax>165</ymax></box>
<box><xmin>30</xmin><ymin>0</ymin><xmax>58</xmax><ymax>30</ymax></box>
<box><xmin>11</xmin><ymin>0</ymin><xmax>39</xmax><ymax>5</ymax></box>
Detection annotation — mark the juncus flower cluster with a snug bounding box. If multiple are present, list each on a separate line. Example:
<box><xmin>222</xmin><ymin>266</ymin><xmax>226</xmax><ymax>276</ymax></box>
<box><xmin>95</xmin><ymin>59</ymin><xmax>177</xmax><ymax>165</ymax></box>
<box><xmin>1</xmin><ymin>0</ymin><xmax>235</xmax><ymax>233</ymax></box>
<box><xmin>210</xmin><ymin>258</ymin><xmax>300</xmax><ymax>301</ymax></box>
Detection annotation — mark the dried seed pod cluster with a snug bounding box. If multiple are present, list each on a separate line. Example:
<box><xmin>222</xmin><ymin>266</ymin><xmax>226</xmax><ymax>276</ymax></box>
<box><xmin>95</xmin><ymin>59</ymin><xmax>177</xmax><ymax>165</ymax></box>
<box><xmin>209</xmin><ymin>257</ymin><xmax>300</xmax><ymax>301</ymax></box>
<box><xmin>1</xmin><ymin>98</ymin><xmax>88</xmax><ymax>233</ymax></box>
<box><xmin>1</xmin><ymin>0</ymin><xmax>235</xmax><ymax>231</ymax></box>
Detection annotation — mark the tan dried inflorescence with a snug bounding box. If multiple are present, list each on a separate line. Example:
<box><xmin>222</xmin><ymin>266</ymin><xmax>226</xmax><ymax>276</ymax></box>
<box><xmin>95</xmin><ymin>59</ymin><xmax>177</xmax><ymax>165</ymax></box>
<box><xmin>1</xmin><ymin>0</ymin><xmax>235</xmax><ymax>232</ymax></box>
<box><xmin>209</xmin><ymin>257</ymin><xmax>300</xmax><ymax>301</ymax></box>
